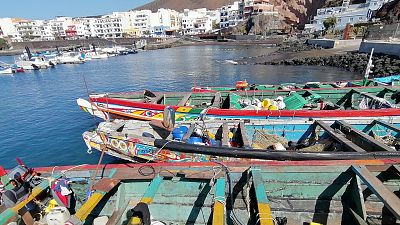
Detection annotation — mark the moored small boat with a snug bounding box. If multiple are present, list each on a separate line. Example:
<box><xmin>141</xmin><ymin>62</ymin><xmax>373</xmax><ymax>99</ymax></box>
<box><xmin>192</xmin><ymin>76</ymin><xmax>400</xmax><ymax>93</ymax></box>
<box><xmin>56</xmin><ymin>52</ymin><xmax>85</xmax><ymax>64</ymax></box>
<box><xmin>77</xmin><ymin>86</ymin><xmax>400</xmax><ymax>122</ymax></box>
<box><xmin>0</xmin><ymin>67</ymin><xmax>13</xmax><ymax>75</ymax></box>
<box><xmin>1</xmin><ymin>160</ymin><xmax>400</xmax><ymax>225</ymax></box>
<box><xmin>16</xmin><ymin>56</ymin><xmax>54</xmax><ymax>70</ymax></box>
<box><xmin>82</xmin><ymin>116</ymin><xmax>400</xmax><ymax>163</ymax></box>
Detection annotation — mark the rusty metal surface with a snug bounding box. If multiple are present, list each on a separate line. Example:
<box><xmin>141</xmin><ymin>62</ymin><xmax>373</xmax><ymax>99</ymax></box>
<box><xmin>92</xmin><ymin>178</ymin><xmax>120</xmax><ymax>192</ymax></box>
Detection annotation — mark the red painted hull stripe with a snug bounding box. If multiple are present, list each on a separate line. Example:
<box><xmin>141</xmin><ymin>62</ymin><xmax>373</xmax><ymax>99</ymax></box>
<box><xmin>91</xmin><ymin>97</ymin><xmax>400</xmax><ymax>117</ymax></box>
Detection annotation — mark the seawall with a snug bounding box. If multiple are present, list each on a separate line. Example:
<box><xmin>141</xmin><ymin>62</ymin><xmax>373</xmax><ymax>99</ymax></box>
<box><xmin>359</xmin><ymin>41</ymin><xmax>400</xmax><ymax>57</ymax></box>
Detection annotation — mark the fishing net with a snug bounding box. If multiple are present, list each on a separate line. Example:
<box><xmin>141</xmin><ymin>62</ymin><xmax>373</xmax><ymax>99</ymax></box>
<box><xmin>251</xmin><ymin>130</ymin><xmax>289</xmax><ymax>150</ymax></box>
<box><xmin>298</xmin><ymin>138</ymin><xmax>333</xmax><ymax>152</ymax></box>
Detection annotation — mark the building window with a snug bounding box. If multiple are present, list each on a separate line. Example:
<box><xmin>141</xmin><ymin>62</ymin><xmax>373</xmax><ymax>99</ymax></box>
<box><xmin>349</xmin><ymin>17</ymin><xmax>353</xmax><ymax>22</ymax></box>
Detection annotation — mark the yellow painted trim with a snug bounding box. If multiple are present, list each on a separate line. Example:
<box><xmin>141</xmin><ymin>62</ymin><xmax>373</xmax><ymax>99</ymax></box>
<box><xmin>258</xmin><ymin>203</ymin><xmax>274</xmax><ymax>225</ymax></box>
<box><xmin>75</xmin><ymin>192</ymin><xmax>104</xmax><ymax>221</ymax></box>
<box><xmin>129</xmin><ymin>217</ymin><xmax>142</xmax><ymax>225</ymax></box>
<box><xmin>212</xmin><ymin>201</ymin><xmax>225</xmax><ymax>225</ymax></box>
<box><xmin>140</xmin><ymin>197</ymin><xmax>153</xmax><ymax>204</ymax></box>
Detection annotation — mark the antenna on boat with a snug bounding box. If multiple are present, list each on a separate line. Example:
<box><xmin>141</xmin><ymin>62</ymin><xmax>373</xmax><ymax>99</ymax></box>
<box><xmin>363</xmin><ymin>48</ymin><xmax>374</xmax><ymax>86</ymax></box>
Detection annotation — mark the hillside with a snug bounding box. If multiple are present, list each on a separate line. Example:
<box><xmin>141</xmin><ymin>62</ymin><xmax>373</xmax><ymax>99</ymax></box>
<box><xmin>134</xmin><ymin>0</ymin><xmax>233</xmax><ymax>11</ymax></box>
<box><xmin>376</xmin><ymin>0</ymin><xmax>400</xmax><ymax>24</ymax></box>
<box><xmin>134</xmin><ymin>0</ymin><xmax>326</xmax><ymax>25</ymax></box>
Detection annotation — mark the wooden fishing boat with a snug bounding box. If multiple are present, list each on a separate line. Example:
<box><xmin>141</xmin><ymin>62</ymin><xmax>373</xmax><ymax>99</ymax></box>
<box><xmin>1</xmin><ymin>160</ymin><xmax>400</xmax><ymax>225</ymax></box>
<box><xmin>191</xmin><ymin>75</ymin><xmax>400</xmax><ymax>92</ymax></box>
<box><xmin>77</xmin><ymin>86</ymin><xmax>400</xmax><ymax>122</ymax></box>
<box><xmin>82</xmin><ymin>118</ymin><xmax>400</xmax><ymax>163</ymax></box>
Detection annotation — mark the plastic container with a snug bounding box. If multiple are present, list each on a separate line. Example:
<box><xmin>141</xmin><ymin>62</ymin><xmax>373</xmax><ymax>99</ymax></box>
<box><xmin>268</xmin><ymin>105</ymin><xmax>278</xmax><ymax>110</ymax></box>
<box><xmin>46</xmin><ymin>207</ymin><xmax>70</xmax><ymax>225</ymax></box>
<box><xmin>187</xmin><ymin>137</ymin><xmax>204</xmax><ymax>145</ymax></box>
<box><xmin>262</xmin><ymin>99</ymin><xmax>271</xmax><ymax>109</ymax></box>
<box><xmin>172</xmin><ymin>126</ymin><xmax>189</xmax><ymax>141</ymax></box>
<box><xmin>283</xmin><ymin>93</ymin><xmax>307</xmax><ymax>110</ymax></box>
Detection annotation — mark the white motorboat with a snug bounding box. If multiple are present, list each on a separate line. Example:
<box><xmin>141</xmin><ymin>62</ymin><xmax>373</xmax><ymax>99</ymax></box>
<box><xmin>0</xmin><ymin>67</ymin><xmax>13</xmax><ymax>74</ymax></box>
<box><xmin>56</xmin><ymin>52</ymin><xmax>85</xmax><ymax>64</ymax></box>
<box><xmin>86</xmin><ymin>51</ymin><xmax>109</xmax><ymax>59</ymax></box>
<box><xmin>16</xmin><ymin>56</ymin><xmax>54</xmax><ymax>70</ymax></box>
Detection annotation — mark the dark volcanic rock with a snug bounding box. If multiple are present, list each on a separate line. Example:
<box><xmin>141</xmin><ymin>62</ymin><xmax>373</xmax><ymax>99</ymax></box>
<box><xmin>263</xmin><ymin>52</ymin><xmax>400</xmax><ymax>76</ymax></box>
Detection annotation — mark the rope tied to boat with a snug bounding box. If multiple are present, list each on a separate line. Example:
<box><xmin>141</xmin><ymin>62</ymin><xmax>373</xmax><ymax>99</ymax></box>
<box><xmin>148</xmin><ymin>139</ymin><xmax>176</xmax><ymax>162</ymax></box>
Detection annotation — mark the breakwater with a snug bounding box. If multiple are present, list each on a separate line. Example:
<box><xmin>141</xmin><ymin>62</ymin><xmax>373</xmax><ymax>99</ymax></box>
<box><xmin>0</xmin><ymin>37</ymin><xmax>159</xmax><ymax>55</ymax></box>
<box><xmin>263</xmin><ymin>52</ymin><xmax>400</xmax><ymax>76</ymax></box>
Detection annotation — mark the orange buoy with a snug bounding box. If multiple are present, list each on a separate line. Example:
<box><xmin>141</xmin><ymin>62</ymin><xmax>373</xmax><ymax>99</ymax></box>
<box><xmin>235</xmin><ymin>80</ymin><xmax>248</xmax><ymax>90</ymax></box>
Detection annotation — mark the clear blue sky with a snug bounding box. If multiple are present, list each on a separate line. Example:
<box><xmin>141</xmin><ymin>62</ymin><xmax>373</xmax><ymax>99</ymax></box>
<box><xmin>0</xmin><ymin>0</ymin><xmax>153</xmax><ymax>19</ymax></box>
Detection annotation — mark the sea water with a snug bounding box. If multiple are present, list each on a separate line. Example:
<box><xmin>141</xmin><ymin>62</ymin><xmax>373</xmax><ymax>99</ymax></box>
<box><xmin>0</xmin><ymin>45</ymin><xmax>360</xmax><ymax>168</ymax></box>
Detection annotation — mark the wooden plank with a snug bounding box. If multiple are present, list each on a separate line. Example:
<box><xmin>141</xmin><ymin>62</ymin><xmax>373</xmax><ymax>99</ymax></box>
<box><xmin>374</xmin><ymin>120</ymin><xmax>400</xmax><ymax>133</ymax></box>
<box><xmin>251</xmin><ymin>168</ymin><xmax>274</xmax><ymax>225</ymax></box>
<box><xmin>315</xmin><ymin>120</ymin><xmax>366</xmax><ymax>152</ymax></box>
<box><xmin>348</xmin><ymin>207</ymin><xmax>368</xmax><ymax>225</ymax></box>
<box><xmin>335</xmin><ymin>120</ymin><xmax>395</xmax><ymax>152</ymax></box>
<box><xmin>222</xmin><ymin>123</ymin><xmax>229</xmax><ymax>147</ymax></box>
<box><xmin>92</xmin><ymin>178</ymin><xmax>120</xmax><ymax>192</ymax></box>
<box><xmin>212</xmin><ymin>92</ymin><xmax>222</xmax><ymax>108</ymax></box>
<box><xmin>212</xmin><ymin>178</ymin><xmax>226</xmax><ymax>225</ymax></box>
<box><xmin>177</xmin><ymin>93</ymin><xmax>191</xmax><ymax>106</ymax></box>
<box><xmin>352</xmin><ymin>89</ymin><xmax>393</xmax><ymax>108</ymax></box>
<box><xmin>239</xmin><ymin>122</ymin><xmax>251</xmax><ymax>149</ymax></box>
<box><xmin>105</xmin><ymin>199</ymin><xmax>131</xmax><ymax>225</ymax></box>
<box><xmin>151</xmin><ymin>95</ymin><xmax>164</xmax><ymax>104</ymax></box>
<box><xmin>140</xmin><ymin>175</ymin><xmax>163</xmax><ymax>204</ymax></box>
<box><xmin>75</xmin><ymin>170</ymin><xmax>120</xmax><ymax>221</ymax></box>
<box><xmin>342</xmin><ymin>175</ymin><xmax>366</xmax><ymax>222</ymax></box>
<box><xmin>352</xmin><ymin>165</ymin><xmax>400</xmax><ymax>219</ymax></box>
<box><xmin>297</xmin><ymin>122</ymin><xmax>318</xmax><ymax>144</ymax></box>
<box><xmin>182</xmin><ymin>124</ymin><xmax>195</xmax><ymax>142</ymax></box>
<box><xmin>391</xmin><ymin>165</ymin><xmax>400</xmax><ymax>177</ymax></box>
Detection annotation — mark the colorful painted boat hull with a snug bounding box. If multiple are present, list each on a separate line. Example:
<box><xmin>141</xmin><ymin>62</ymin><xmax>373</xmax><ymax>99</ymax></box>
<box><xmin>4</xmin><ymin>161</ymin><xmax>398</xmax><ymax>225</ymax></box>
<box><xmin>77</xmin><ymin>86</ymin><xmax>400</xmax><ymax>122</ymax></box>
<box><xmin>82</xmin><ymin>119</ymin><xmax>400</xmax><ymax>163</ymax></box>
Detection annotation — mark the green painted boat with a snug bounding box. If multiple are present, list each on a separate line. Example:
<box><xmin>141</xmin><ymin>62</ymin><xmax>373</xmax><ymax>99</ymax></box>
<box><xmin>1</xmin><ymin>161</ymin><xmax>400</xmax><ymax>225</ymax></box>
<box><xmin>77</xmin><ymin>86</ymin><xmax>400</xmax><ymax>122</ymax></box>
<box><xmin>83</xmin><ymin>118</ymin><xmax>400</xmax><ymax>163</ymax></box>
<box><xmin>191</xmin><ymin>75</ymin><xmax>400</xmax><ymax>92</ymax></box>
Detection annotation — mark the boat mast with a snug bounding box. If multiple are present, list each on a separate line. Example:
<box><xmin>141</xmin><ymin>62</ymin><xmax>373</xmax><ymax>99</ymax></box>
<box><xmin>363</xmin><ymin>48</ymin><xmax>374</xmax><ymax>86</ymax></box>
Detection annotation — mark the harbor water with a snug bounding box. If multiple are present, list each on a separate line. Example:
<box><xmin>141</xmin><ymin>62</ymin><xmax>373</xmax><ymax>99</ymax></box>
<box><xmin>0</xmin><ymin>45</ymin><xmax>361</xmax><ymax>168</ymax></box>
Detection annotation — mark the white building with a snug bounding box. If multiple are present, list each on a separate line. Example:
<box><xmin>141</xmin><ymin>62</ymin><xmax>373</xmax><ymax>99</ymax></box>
<box><xmin>48</xmin><ymin>17</ymin><xmax>72</xmax><ymax>39</ymax></box>
<box><xmin>13</xmin><ymin>19</ymin><xmax>43</xmax><ymax>41</ymax></box>
<box><xmin>244</xmin><ymin>0</ymin><xmax>276</xmax><ymax>17</ymax></box>
<box><xmin>93</xmin><ymin>14</ymin><xmax>123</xmax><ymax>38</ymax></box>
<box><xmin>307</xmin><ymin>0</ymin><xmax>393</xmax><ymax>31</ymax></box>
<box><xmin>131</xmin><ymin>10</ymin><xmax>152</xmax><ymax>36</ymax></box>
<box><xmin>180</xmin><ymin>8</ymin><xmax>219</xmax><ymax>35</ymax></box>
<box><xmin>35</xmin><ymin>20</ymin><xmax>55</xmax><ymax>41</ymax></box>
<box><xmin>0</xmin><ymin>18</ymin><xmax>21</xmax><ymax>42</ymax></box>
<box><xmin>219</xmin><ymin>1</ymin><xmax>245</xmax><ymax>29</ymax></box>
<box><xmin>149</xmin><ymin>8</ymin><xmax>180</xmax><ymax>36</ymax></box>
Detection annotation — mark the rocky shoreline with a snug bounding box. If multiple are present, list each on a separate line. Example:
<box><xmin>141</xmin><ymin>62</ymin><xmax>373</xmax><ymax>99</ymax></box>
<box><xmin>236</xmin><ymin>40</ymin><xmax>400</xmax><ymax>77</ymax></box>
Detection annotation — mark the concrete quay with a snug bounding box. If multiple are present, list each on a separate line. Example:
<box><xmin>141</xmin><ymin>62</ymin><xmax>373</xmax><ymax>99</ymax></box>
<box><xmin>359</xmin><ymin>40</ymin><xmax>400</xmax><ymax>57</ymax></box>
